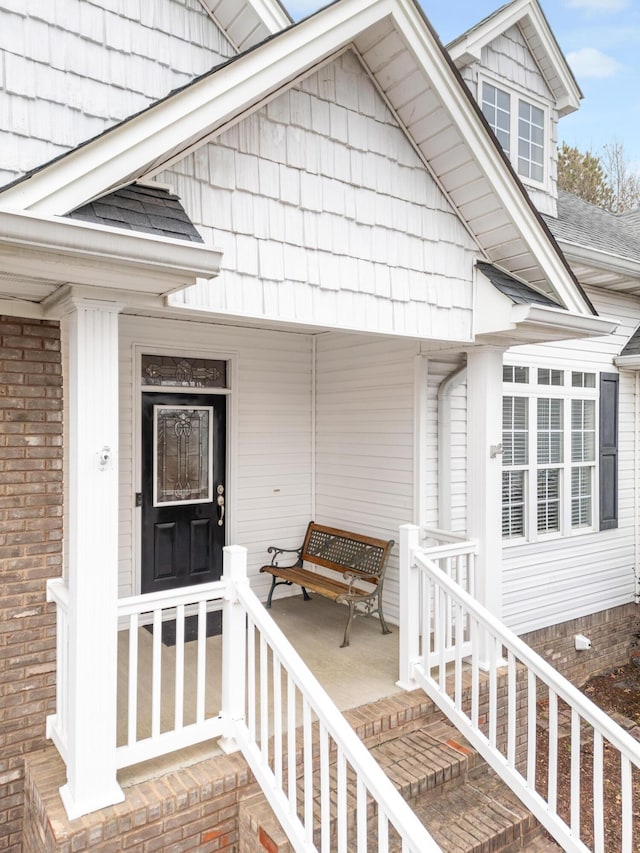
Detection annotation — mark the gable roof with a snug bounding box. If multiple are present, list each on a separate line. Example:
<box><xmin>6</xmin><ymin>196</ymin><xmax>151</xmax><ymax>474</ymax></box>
<box><xmin>198</xmin><ymin>0</ymin><xmax>291</xmax><ymax>52</ymax></box>
<box><xmin>447</xmin><ymin>0</ymin><xmax>581</xmax><ymax>117</ymax></box>
<box><xmin>67</xmin><ymin>184</ymin><xmax>204</xmax><ymax>243</ymax></box>
<box><xmin>0</xmin><ymin>0</ymin><xmax>593</xmax><ymax>316</ymax></box>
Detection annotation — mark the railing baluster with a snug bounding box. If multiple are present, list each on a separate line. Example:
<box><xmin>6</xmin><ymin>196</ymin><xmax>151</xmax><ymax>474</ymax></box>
<box><xmin>151</xmin><ymin>608</ymin><xmax>162</xmax><ymax>739</ymax></box>
<box><xmin>127</xmin><ymin>613</ymin><xmax>138</xmax><ymax>746</ymax></box>
<box><xmin>337</xmin><ymin>750</ymin><xmax>347</xmax><ymax>853</ymax></box>
<box><xmin>273</xmin><ymin>652</ymin><xmax>282</xmax><ymax>787</ymax></box>
<box><xmin>570</xmin><ymin>708</ymin><xmax>581</xmax><ymax>836</ymax></box>
<box><xmin>260</xmin><ymin>634</ymin><xmax>269</xmax><ymax>759</ymax></box>
<box><xmin>423</xmin><ymin>571</ymin><xmax>432</xmax><ymax>673</ymax></box>
<box><xmin>320</xmin><ymin>722</ymin><xmax>330</xmax><ymax>853</ymax></box>
<box><xmin>593</xmin><ymin>731</ymin><xmax>604</xmax><ymax>853</ymax></box>
<box><xmin>303</xmin><ymin>699</ymin><xmax>313</xmax><ymax>845</ymax></box>
<box><xmin>527</xmin><ymin>669</ymin><xmax>536</xmax><ymax>790</ymax></box>
<box><xmin>621</xmin><ymin>754</ymin><xmax>632</xmax><ymax>853</ymax></box>
<box><xmin>489</xmin><ymin>635</ymin><xmax>497</xmax><ymax>749</ymax></box>
<box><xmin>196</xmin><ymin>600</ymin><xmax>206</xmax><ymax>724</ymax></box>
<box><xmin>287</xmin><ymin>672</ymin><xmax>297</xmax><ymax>817</ymax></box>
<box><xmin>437</xmin><ymin>587</ymin><xmax>446</xmax><ymax>692</ymax></box>
<box><xmin>174</xmin><ymin>605</ymin><xmax>184</xmax><ymax>731</ymax></box>
<box><xmin>547</xmin><ymin>690</ymin><xmax>558</xmax><ymax>812</ymax></box>
<box><xmin>247</xmin><ymin>616</ymin><xmax>256</xmax><ymax>741</ymax></box>
<box><xmin>454</xmin><ymin>601</ymin><xmax>463</xmax><ymax>710</ymax></box>
<box><xmin>507</xmin><ymin>650</ymin><xmax>516</xmax><ymax>769</ymax></box>
<box><xmin>471</xmin><ymin>618</ymin><xmax>479</xmax><ymax>728</ymax></box>
<box><xmin>378</xmin><ymin>807</ymin><xmax>389</xmax><ymax>853</ymax></box>
<box><xmin>356</xmin><ymin>776</ymin><xmax>367</xmax><ymax>853</ymax></box>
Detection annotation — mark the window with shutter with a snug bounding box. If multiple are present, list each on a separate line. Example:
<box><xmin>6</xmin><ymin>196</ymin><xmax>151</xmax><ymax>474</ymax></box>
<box><xmin>502</xmin><ymin>364</ymin><xmax>605</xmax><ymax>542</ymax></box>
<box><xmin>599</xmin><ymin>373</ymin><xmax>619</xmax><ymax>530</ymax></box>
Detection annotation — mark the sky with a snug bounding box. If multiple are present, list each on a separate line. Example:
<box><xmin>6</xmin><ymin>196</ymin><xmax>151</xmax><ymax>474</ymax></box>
<box><xmin>285</xmin><ymin>0</ymin><xmax>640</xmax><ymax>166</ymax></box>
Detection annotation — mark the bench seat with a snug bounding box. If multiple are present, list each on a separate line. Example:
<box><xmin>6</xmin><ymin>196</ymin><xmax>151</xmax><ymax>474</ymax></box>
<box><xmin>260</xmin><ymin>521</ymin><xmax>394</xmax><ymax>647</ymax></box>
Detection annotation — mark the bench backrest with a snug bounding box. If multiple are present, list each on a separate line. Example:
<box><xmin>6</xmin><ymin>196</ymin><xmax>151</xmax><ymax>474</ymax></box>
<box><xmin>301</xmin><ymin>522</ymin><xmax>394</xmax><ymax>584</ymax></box>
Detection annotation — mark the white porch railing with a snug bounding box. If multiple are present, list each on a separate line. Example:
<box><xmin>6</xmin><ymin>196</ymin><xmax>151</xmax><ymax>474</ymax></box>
<box><xmin>48</xmin><ymin>546</ymin><xmax>440</xmax><ymax>850</ymax></box>
<box><xmin>399</xmin><ymin>523</ymin><xmax>640</xmax><ymax>853</ymax></box>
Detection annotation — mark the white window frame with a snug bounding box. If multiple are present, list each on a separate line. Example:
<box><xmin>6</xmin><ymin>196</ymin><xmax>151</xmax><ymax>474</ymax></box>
<box><xmin>479</xmin><ymin>73</ymin><xmax>551</xmax><ymax>194</ymax></box>
<box><xmin>502</xmin><ymin>362</ymin><xmax>599</xmax><ymax>545</ymax></box>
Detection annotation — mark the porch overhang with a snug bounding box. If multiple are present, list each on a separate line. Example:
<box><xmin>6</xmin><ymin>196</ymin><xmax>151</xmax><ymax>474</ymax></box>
<box><xmin>476</xmin><ymin>301</ymin><xmax>618</xmax><ymax>346</ymax></box>
<box><xmin>0</xmin><ymin>208</ymin><xmax>223</xmax><ymax>318</ymax></box>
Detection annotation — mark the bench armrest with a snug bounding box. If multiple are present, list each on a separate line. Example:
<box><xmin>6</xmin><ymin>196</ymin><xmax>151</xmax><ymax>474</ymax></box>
<box><xmin>267</xmin><ymin>545</ymin><xmax>303</xmax><ymax>568</ymax></box>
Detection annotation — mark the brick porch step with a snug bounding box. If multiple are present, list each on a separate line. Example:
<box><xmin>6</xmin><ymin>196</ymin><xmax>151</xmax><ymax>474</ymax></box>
<box><xmin>242</xmin><ymin>701</ymin><xmax>557</xmax><ymax>853</ymax></box>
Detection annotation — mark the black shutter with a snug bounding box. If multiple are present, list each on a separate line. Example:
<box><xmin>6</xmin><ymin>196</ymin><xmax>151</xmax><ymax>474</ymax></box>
<box><xmin>599</xmin><ymin>372</ymin><xmax>619</xmax><ymax>530</ymax></box>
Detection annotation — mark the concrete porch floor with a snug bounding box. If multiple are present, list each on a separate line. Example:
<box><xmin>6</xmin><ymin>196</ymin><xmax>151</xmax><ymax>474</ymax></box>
<box><xmin>117</xmin><ymin>592</ymin><xmax>403</xmax><ymax>787</ymax></box>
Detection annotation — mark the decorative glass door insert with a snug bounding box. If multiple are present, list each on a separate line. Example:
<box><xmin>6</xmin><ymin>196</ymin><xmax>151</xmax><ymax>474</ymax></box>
<box><xmin>153</xmin><ymin>405</ymin><xmax>213</xmax><ymax>506</ymax></box>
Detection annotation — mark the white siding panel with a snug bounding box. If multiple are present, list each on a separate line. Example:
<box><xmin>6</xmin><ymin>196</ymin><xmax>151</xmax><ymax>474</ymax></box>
<box><xmin>502</xmin><ymin>285</ymin><xmax>640</xmax><ymax>635</ymax></box>
<box><xmin>0</xmin><ymin>0</ymin><xmax>234</xmax><ymax>181</ymax></box>
<box><xmin>118</xmin><ymin>315</ymin><xmax>312</xmax><ymax>600</ymax></box>
<box><xmin>168</xmin><ymin>50</ymin><xmax>476</xmax><ymax>341</ymax></box>
<box><xmin>313</xmin><ymin>334</ymin><xmax>419</xmax><ymax>622</ymax></box>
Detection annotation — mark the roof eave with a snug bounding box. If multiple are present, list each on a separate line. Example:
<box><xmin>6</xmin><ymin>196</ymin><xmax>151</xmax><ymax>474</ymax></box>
<box><xmin>0</xmin><ymin>208</ymin><xmax>223</xmax><ymax>298</ymax></box>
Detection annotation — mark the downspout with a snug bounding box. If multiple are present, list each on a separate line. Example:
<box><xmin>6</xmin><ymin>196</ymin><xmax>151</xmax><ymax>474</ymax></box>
<box><xmin>311</xmin><ymin>336</ymin><xmax>317</xmax><ymax>521</ymax></box>
<box><xmin>437</xmin><ymin>363</ymin><xmax>467</xmax><ymax>531</ymax></box>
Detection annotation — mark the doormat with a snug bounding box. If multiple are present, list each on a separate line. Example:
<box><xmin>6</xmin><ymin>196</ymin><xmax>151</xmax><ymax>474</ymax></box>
<box><xmin>144</xmin><ymin>611</ymin><xmax>222</xmax><ymax>647</ymax></box>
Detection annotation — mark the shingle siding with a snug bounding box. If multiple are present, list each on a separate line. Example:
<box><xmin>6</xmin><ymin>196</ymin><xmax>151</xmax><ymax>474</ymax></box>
<box><xmin>168</xmin><ymin>51</ymin><xmax>477</xmax><ymax>340</ymax></box>
<box><xmin>0</xmin><ymin>0</ymin><xmax>234</xmax><ymax>186</ymax></box>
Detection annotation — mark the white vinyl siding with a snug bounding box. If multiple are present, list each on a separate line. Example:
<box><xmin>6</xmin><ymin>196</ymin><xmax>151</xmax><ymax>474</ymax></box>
<box><xmin>118</xmin><ymin>315</ymin><xmax>313</xmax><ymax>599</ymax></box>
<box><xmin>314</xmin><ymin>333</ymin><xmax>418</xmax><ymax>622</ymax></box>
<box><xmin>502</xmin><ymin>285</ymin><xmax>637</xmax><ymax>635</ymax></box>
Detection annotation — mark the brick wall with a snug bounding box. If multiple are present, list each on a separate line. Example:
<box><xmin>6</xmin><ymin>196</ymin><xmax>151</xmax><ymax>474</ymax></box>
<box><xmin>521</xmin><ymin>603</ymin><xmax>639</xmax><ymax>687</ymax></box>
<box><xmin>0</xmin><ymin>316</ymin><xmax>63</xmax><ymax>853</ymax></box>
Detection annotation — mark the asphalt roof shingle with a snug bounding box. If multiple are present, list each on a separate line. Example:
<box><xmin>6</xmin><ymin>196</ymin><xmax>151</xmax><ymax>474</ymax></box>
<box><xmin>543</xmin><ymin>190</ymin><xmax>640</xmax><ymax>265</ymax></box>
<box><xmin>66</xmin><ymin>183</ymin><xmax>204</xmax><ymax>243</ymax></box>
<box><xmin>477</xmin><ymin>261</ymin><xmax>562</xmax><ymax>307</ymax></box>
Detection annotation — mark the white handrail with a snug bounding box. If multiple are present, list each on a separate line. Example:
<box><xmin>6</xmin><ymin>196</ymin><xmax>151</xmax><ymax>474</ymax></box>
<box><xmin>224</xmin><ymin>545</ymin><xmax>441</xmax><ymax>852</ymax></box>
<box><xmin>402</xmin><ymin>525</ymin><xmax>640</xmax><ymax>853</ymax></box>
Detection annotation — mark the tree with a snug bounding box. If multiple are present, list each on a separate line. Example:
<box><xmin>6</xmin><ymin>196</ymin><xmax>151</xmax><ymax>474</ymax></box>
<box><xmin>557</xmin><ymin>140</ymin><xmax>640</xmax><ymax>214</ymax></box>
<box><xmin>601</xmin><ymin>140</ymin><xmax>640</xmax><ymax>214</ymax></box>
<box><xmin>557</xmin><ymin>142</ymin><xmax>613</xmax><ymax>209</ymax></box>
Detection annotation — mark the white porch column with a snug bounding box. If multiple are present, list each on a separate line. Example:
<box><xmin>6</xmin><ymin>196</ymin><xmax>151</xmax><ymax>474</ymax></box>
<box><xmin>59</xmin><ymin>297</ymin><xmax>124</xmax><ymax>818</ymax></box>
<box><xmin>465</xmin><ymin>346</ymin><xmax>505</xmax><ymax>619</ymax></box>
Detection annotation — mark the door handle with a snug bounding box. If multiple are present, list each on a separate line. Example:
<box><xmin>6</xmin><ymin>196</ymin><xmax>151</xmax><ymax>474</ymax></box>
<box><xmin>216</xmin><ymin>489</ymin><xmax>225</xmax><ymax>527</ymax></box>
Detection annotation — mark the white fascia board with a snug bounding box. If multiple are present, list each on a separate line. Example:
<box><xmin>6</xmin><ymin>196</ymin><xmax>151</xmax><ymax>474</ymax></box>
<box><xmin>615</xmin><ymin>355</ymin><xmax>640</xmax><ymax>370</ymax></box>
<box><xmin>0</xmin><ymin>0</ymin><xmax>393</xmax><ymax>217</ymax></box>
<box><xmin>0</xmin><ymin>209</ymin><xmax>223</xmax><ymax>296</ymax></box>
<box><xmin>510</xmin><ymin>303</ymin><xmax>619</xmax><ymax>338</ymax></box>
<box><xmin>448</xmin><ymin>0</ymin><xmax>581</xmax><ymax>114</ymax></box>
<box><xmin>390</xmin><ymin>0</ymin><xmax>591</xmax><ymax>317</ymax></box>
<box><xmin>249</xmin><ymin>0</ymin><xmax>291</xmax><ymax>32</ymax></box>
<box><xmin>558</xmin><ymin>239</ymin><xmax>640</xmax><ymax>282</ymax></box>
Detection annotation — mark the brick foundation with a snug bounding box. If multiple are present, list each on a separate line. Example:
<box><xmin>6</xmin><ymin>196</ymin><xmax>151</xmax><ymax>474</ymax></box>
<box><xmin>22</xmin><ymin>746</ymin><xmax>257</xmax><ymax>853</ymax></box>
<box><xmin>0</xmin><ymin>316</ymin><xmax>63</xmax><ymax>853</ymax></box>
<box><xmin>521</xmin><ymin>603</ymin><xmax>639</xmax><ymax>687</ymax></box>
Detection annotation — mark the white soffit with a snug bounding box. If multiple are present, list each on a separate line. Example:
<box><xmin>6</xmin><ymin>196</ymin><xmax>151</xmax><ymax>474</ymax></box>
<box><xmin>0</xmin><ymin>0</ymin><xmax>591</xmax><ymax>316</ymax></box>
<box><xmin>447</xmin><ymin>0</ymin><xmax>581</xmax><ymax>117</ymax></box>
<box><xmin>198</xmin><ymin>0</ymin><xmax>290</xmax><ymax>52</ymax></box>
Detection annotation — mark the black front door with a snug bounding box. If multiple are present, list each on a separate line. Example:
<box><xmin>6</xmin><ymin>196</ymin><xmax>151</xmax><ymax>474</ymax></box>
<box><xmin>141</xmin><ymin>392</ymin><xmax>226</xmax><ymax>594</ymax></box>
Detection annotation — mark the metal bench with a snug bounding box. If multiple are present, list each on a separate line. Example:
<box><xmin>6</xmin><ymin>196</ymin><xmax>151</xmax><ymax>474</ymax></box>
<box><xmin>260</xmin><ymin>521</ymin><xmax>394</xmax><ymax>647</ymax></box>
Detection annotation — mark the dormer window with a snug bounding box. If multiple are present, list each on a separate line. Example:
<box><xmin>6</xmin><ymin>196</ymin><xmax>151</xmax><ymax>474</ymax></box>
<box><xmin>481</xmin><ymin>79</ymin><xmax>546</xmax><ymax>186</ymax></box>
